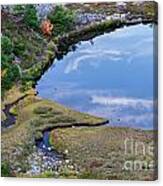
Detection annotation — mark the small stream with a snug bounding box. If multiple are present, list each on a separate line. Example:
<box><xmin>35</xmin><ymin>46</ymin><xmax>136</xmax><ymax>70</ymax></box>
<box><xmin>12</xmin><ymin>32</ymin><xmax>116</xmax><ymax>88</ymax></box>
<box><xmin>2</xmin><ymin>104</ymin><xmax>16</xmax><ymax>128</ymax></box>
<box><xmin>36</xmin><ymin>131</ymin><xmax>62</xmax><ymax>158</ymax></box>
<box><xmin>26</xmin><ymin>131</ymin><xmax>64</xmax><ymax>175</ymax></box>
<box><xmin>1</xmin><ymin>95</ymin><xmax>27</xmax><ymax>129</ymax></box>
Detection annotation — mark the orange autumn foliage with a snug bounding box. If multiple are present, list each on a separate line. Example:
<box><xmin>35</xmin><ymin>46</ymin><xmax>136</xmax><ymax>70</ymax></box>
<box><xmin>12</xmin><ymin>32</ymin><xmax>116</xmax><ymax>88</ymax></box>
<box><xmin>41</xmin><ymin>20</ymin><xmax>53</xmax><ymax>36</ymax></box>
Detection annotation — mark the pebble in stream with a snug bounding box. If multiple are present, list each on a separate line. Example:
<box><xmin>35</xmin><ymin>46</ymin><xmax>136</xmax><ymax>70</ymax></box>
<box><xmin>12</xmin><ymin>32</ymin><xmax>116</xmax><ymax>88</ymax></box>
<box><xmin>26</xmin><ymin>148</ymin><xmax>63</xmax><ymax>175</ymax></box>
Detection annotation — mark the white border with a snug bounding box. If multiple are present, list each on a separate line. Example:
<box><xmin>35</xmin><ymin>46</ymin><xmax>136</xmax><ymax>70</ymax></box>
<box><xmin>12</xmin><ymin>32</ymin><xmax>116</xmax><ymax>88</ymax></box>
<box><xmin>0</xmin><ymin>0</ymin><xmax>162</xmax><ymax>185</ymax></box>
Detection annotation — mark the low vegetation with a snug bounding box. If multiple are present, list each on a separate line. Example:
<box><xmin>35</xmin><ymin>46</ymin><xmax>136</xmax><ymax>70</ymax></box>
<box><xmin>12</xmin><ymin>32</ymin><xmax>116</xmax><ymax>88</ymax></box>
<box><xmin>1</xmin><ymin>36</ymin><xmax>20</xmax><ymax>95</ymax></box>
<box><xmin>50</xmin><ymin>126</ymin><xmax>157</xmax><ymax>180</ymax></box>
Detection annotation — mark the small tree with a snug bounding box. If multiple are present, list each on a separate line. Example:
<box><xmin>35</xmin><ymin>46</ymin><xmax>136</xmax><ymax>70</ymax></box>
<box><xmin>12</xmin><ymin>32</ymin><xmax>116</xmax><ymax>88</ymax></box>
<box><xmin>48</xmin><ymin>5</ymin><xmax>75</xmax><ymax>35</ymax></box>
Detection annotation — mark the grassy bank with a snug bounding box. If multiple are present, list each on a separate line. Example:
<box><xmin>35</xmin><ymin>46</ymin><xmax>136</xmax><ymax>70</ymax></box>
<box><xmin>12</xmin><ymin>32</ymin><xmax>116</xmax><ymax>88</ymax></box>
<box><xmin>1</xmin><ymin>94</ymin><xmax>107</xmax><ymax>177</ymax></box>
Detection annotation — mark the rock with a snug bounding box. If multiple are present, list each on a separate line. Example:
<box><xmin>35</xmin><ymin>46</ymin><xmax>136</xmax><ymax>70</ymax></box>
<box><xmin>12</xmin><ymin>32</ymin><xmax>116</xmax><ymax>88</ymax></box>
<box><xmin>76</xmin><ymin>13</ymin><xmax>106</xmax><ymax>26</ymax></box>
<box><xmin>65</xmin><ymin>159</ymin><xmax>70</xmax><ymax>164</ymax></box>
<box><xmin>68</xmin><ymin>165</ymin><xmax>74</xmax><ymax>170</ymax></box>
<box><xmin>54</xmin><ymin>171</ymin><xmax>59</xmax><ymax>176</ymax></box>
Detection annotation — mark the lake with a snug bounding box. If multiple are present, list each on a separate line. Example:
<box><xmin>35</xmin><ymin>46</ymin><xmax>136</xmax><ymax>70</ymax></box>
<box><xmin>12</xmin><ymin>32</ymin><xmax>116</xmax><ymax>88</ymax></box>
<box><xmin>36</xmin><ymin>24</ymin><xmax>156</xmax><ymax>130</ymax></box>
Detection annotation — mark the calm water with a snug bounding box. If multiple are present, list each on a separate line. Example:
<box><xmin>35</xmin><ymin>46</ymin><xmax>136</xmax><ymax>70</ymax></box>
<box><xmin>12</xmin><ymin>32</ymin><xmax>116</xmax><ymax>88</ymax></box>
<box><xmin>36</xmin><ymin>24</ymin><xmax>156</xmax><ymax>130</ymax></box>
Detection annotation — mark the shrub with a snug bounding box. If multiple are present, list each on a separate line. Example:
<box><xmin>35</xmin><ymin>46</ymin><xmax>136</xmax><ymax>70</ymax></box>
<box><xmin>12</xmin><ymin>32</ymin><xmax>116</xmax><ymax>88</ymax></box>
<box><xmin>1</xmin><ymin>36</ymin><xmax>21</xmax><ymax>94</ymax></box>
<box><xmin>1</xmin><ymin>36</ymin><xmax>13</xmax><ymax>55</ymax></box>
<box><xmin>1</xmin><ymin>64</ymin><xmax>20</xmax><ymax>91</ymax></box>
<box><xmin>23</xmin><ymin>5</ymin><xmax>39</xmax><ymax>29</ymax></box>
<box><xmin>13</xmin><ymin>40</ymin><xmax>26</xmax><ymax>56</ymax></box>
<box><xmin>48</xmin><ymin>5</ymin><xmax>75</xmax><ymax>35</ymax></box>
<box><xmin>33</xmin><ymin>106</ymin><xmax>53</xmax><ymax>115</ymax></box>
<box><xmin>1</xmin><ymin>54</ymin><xmax>13</xmax><ymax>69</ymax></box>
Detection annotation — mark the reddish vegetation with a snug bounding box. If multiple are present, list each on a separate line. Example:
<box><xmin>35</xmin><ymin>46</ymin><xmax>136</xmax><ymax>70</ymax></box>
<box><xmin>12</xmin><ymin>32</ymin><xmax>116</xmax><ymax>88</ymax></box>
<box><xmin>41</xmin><ymin>19</ymin><xmax>53</xmax><ymax>36</ymax></box>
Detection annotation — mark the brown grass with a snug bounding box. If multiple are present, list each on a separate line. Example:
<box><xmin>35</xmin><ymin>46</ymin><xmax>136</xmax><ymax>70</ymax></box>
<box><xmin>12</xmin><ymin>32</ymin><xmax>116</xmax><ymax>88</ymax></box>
<box><xmin>50</xmin><ymin>126</ymin><xmax>157</xmax><ymax>180</ymax></box>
